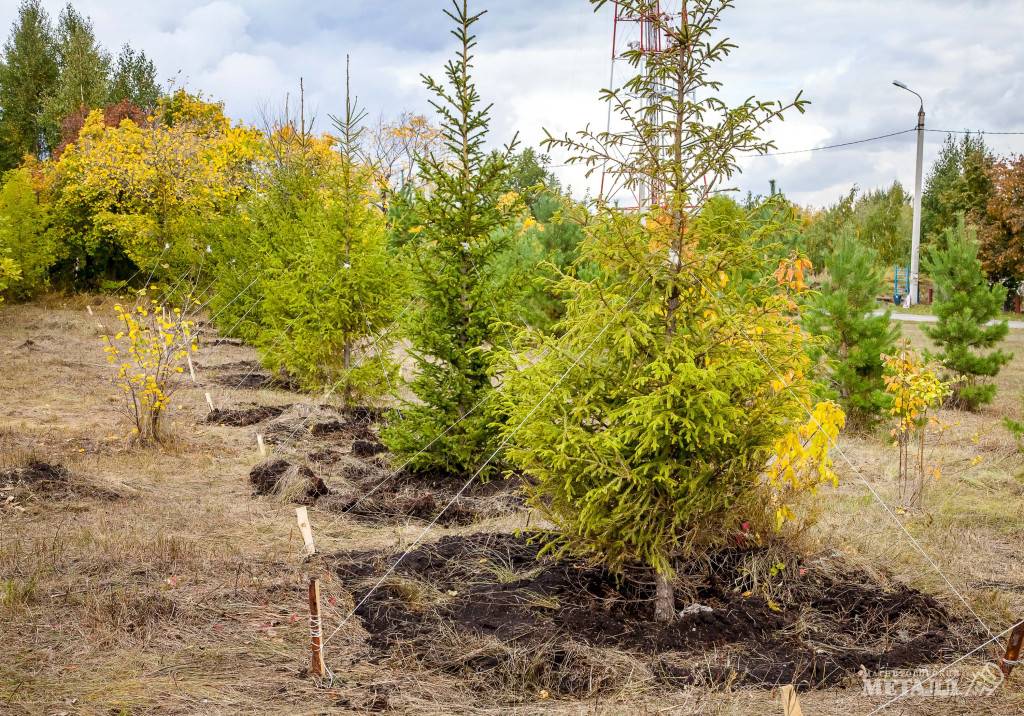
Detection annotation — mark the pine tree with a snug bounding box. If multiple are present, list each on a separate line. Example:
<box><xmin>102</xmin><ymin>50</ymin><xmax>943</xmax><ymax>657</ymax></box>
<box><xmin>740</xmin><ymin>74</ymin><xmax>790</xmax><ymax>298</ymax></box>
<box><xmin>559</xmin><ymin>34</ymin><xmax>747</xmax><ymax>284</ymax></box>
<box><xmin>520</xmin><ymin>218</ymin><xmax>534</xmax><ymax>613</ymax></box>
<box><xmin>500</xmin><ymin>0</ymin><xmax>842</xmax><ymax>623</ymax></box>
<box><xmin>381</xmin><ymin>0</ymin><xmax>521</xmax><ymax>476</ymax></box>
<box><xmin>107</xmin><ymin>44</ymin><xmax>160</xmax><ymax>110</ymax></box>
<box><xmin>0</xmin><ymin>0</ymin><xmax>58</xmax><ymax>168</ymax></box>
<box><xmin>41</xmin><ymin>5</ymin><xmax>110</xmax><ymax>149</ymax></box>
<box><xmin>923</xmin><ymin>216</ymin><xmax>1012</xmax><ymax>410</ymax></box>
<box><xmin>804</xmin><ymin>232</ymin><xmax>899</xmax><ymax>426</ymax></box>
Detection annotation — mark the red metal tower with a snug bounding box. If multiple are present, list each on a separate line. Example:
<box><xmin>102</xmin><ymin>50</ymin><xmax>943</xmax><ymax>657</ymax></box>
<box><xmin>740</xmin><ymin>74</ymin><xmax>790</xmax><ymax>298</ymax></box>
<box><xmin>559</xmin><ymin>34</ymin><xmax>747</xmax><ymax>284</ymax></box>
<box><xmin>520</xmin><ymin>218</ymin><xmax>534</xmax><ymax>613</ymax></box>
<box><xmin>600</xmin><ymin>1</ymin><xmax>684</xmax><ymax>208</ymax></box>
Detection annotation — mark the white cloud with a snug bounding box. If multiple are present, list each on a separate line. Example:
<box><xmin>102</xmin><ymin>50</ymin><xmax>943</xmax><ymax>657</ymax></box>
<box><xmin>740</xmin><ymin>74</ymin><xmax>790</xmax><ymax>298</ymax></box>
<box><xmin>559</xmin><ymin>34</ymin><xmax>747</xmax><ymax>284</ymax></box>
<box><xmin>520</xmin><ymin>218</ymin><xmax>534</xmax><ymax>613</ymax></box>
<box><xmin>3</xmin><ymin>0</ymin><xmax>1024</xmax><ymax>207</ymax></box>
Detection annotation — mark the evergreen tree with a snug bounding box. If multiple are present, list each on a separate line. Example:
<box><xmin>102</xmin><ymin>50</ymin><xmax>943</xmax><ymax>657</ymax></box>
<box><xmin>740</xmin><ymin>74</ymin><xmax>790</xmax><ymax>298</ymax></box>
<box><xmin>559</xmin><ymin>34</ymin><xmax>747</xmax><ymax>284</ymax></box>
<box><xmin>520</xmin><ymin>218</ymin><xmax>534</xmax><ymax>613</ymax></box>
<box><xmin>0</xmin><ymin>0</ymin><xmax>58</xmax><ymax>168</ymax></box>
<box><xmin>501</xmin><ymin>0</ymin><xmax>841</xmax><ymax>623</ymax></box>
<box><xmin>921</xmin><ymin>133</ymin><xmax>993</xmax><ymax>250</ymax></box>
<box><xmin>923</xmin><ymin>215</ymin><xmax>1012</xmax><ymax>410</ymax></box>
<box><xmin>804</xmin><ymin>231</ymin><xmax>899</xmax><ymax>426</ymax></box>
<box><xmin>41</xmin><ymin>5</ymin><xmax>111</xmax><ymax>149</ymax></box>
<box><xmin>107</xmin><ymin>44</ymin><xmax>160</xmax><ymax>110</ymax></box>
<box><xmin>255</xmin><ymin>67</ymin><xmax>405</xmax><ymax>402</ymax></box>
<box><xmin>381</xmin><ymin>0</ymin><xmax>521</xmax><ymax>476</ymax></box>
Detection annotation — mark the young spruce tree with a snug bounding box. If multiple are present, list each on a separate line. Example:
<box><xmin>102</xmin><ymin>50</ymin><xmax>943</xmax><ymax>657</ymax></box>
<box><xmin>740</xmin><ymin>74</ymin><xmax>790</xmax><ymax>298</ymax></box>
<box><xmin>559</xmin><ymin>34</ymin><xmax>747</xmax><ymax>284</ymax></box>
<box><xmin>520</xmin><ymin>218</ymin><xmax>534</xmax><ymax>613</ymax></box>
<box><xmin>923</xmin><ymin>215</ymin><xmax>1012</xmax><ymax>410</ymax></box>
<box><xmin>382</xmin><ymin>0</ymin><xmax>520</xmax><ymax>476</ymax></box>
<box><xmin>500</xmin><ymin>0</ymin><xmax>843</xmax><ymax>623</ymax></box>
<box><xmin>804</xmin><ymin>231</ymin><xmax>899</xmax><ymax>427</ymax></box>
<box><xmin>257</xmin><ymin>66</ymin><xmax>404</xmax><ymax>403</ymax></box>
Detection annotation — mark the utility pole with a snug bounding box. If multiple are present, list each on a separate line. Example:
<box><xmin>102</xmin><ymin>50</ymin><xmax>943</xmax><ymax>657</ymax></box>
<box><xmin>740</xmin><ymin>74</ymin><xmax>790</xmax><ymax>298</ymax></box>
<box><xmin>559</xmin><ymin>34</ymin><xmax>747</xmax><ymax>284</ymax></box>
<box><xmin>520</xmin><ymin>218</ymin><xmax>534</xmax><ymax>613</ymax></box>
<box><xmin>894</xmin><ymin>80</ymin><xmax>925</xmax><ymax>305</ymax></box>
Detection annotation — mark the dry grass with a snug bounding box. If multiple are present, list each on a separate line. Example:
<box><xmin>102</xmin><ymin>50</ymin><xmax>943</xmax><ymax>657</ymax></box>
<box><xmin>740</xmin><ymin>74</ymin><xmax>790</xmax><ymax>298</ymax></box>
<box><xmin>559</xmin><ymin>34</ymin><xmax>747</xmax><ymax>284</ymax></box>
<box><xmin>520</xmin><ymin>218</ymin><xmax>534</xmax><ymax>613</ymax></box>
<box><xmin>1</xmin><ymin>298</ymin><xmax>1023</xmax><ymax>714</ymax></box>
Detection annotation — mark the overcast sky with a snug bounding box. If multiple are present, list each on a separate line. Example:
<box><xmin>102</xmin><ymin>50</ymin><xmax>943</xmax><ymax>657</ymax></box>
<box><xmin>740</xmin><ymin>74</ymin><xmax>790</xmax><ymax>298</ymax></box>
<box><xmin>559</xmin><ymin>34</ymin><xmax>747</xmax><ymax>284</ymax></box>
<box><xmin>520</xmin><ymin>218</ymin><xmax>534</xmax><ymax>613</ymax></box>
<box><xmin>5</xmin><ymin>0</ymin><xmax>1024</xmax><ymax>206</ymax></box>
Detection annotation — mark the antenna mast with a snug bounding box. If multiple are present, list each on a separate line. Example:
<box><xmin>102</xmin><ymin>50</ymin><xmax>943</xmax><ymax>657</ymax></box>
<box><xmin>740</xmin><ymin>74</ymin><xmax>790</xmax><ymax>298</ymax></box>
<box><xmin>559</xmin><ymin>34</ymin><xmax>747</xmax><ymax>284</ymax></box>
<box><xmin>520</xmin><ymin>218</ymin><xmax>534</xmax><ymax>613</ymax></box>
<box><xmin>601</xmin><ymin>0</ymin><xmax>682</xmax><ymax>210</ymax></box>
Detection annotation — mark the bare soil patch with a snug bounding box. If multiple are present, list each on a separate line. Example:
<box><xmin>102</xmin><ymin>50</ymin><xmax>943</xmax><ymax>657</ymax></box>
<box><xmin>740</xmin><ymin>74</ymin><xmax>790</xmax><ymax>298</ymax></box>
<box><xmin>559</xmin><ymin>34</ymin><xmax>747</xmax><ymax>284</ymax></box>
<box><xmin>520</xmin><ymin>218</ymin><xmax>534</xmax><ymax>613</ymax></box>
<box><xmin>205</xmin><ymin>402</ymin><xmax>291</xmax><ymax>426</ymax></box>
<box><xmin>199</xmin><ymin>358</ymin><xmax>300</xmax><ymax>391</ymax></box>
<box><xmin>332</xmin><ymin>533</ymin><xmax>954</xmax><ymax>698</ymax></box>
<box><xmin>249</xmin><ymin>457</ymin><xmax>330</xmax><ymax>502</ymax></box>
<box><xmin>232</xmin><ymin>402</ymin><xmax>523</xmax><ymax>526</ymax></box>
<box><xmin>1</xmin><ymin>459</ymin><xmax>121</xmax><ymax>506</ymax></box>
<box><xmin>262</xmin><ymin>404</ymin><xmax>376</xmax><ymax>444</ymax></box>
<box><xmin>320</xmin><ymin>470</ymin><xmax>524</xmax><ymax>526</ymax></box>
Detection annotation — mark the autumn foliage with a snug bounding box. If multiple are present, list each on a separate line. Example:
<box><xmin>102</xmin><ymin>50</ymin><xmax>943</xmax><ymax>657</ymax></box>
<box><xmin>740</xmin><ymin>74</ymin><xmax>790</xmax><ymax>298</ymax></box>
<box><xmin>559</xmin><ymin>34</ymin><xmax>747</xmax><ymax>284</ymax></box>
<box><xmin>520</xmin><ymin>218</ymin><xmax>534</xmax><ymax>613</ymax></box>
<box><xmin>49</xmin><ymin>91</ymin><xmax>264</xmax><ymax>281</ymax></box>
<box><xmin>101</xmin><ymin>290</ymin><xmax>198</xmax><ymax>443</ymax></box>
<box><xmin>979</xmin><ymin>154</ymin><xmax>1024</xmax><ymax>287</ymax></box>
<box><xmin>882</xmin><ymin>348</ymin><xmax>952</xmax><ymax>507</ymax></box>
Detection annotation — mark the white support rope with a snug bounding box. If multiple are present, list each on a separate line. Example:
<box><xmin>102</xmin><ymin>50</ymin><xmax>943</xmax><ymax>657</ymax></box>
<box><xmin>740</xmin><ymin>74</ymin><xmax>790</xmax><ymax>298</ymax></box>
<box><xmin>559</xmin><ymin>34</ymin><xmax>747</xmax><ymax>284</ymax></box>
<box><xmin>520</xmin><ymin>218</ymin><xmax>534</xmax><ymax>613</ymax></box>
<box><xmin>265</xmin><ymin>301</ymin><xmax>416</xmax><ymax>452</ymax></box>
<box><xmin>867</xmin><ymin>617</ymin><xmax>1024</xmax><ymax>714</ymax></box>
<box><xmin>686</xmin><ymin>270</ymin><xmax>995</xmax><ymax>641</ymax></box>
<box><xmin>322</xmin><ymin>275</ymin><xmax>651</xmax><ymax>647</ymax></box>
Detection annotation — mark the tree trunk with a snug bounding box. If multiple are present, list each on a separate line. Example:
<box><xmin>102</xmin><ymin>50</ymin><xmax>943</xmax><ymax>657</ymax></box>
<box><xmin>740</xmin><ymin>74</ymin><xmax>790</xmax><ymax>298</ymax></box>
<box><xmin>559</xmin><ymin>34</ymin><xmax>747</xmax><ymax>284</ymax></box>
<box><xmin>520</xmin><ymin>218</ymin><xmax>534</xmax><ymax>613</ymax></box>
<box><xmin>654</xmin><ymin>571</ymin><xmax>675</xmax><ymax>623</ymax></box>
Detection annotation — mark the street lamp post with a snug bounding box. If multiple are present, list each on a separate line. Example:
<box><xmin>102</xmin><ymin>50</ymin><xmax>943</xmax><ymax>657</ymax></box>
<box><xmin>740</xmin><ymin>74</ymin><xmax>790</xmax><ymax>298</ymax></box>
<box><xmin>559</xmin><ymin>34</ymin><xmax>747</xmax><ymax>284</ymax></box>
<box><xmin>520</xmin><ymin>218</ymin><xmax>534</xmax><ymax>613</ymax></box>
<box><xmin>893</xmin><ymin>80</ymin><xmax>925</xmax><ymax>306</ymax></box>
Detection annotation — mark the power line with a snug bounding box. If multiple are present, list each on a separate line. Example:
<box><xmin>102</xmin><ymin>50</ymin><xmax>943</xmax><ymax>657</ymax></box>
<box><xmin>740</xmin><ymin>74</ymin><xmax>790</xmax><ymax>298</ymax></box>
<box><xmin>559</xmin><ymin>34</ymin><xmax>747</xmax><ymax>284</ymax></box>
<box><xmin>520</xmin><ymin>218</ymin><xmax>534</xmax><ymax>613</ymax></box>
<box><xmin>926</xmin><ymin>128</ymin><xmax>1024</xmax><ymax>136</ymax></box>
<box><xmin>543</xmin><ymin>128</ymin><xmax>916</xmax><ymax>169</ymax></box>
<box><xmin>546</xmin><ymin>126</ymin><xmax>1024</xmax><ymax>171</ymax></box>
<box><xmin>747</xmin><ymin>127</ymin><xmax>917</xmax><ymax>157</ymax></box>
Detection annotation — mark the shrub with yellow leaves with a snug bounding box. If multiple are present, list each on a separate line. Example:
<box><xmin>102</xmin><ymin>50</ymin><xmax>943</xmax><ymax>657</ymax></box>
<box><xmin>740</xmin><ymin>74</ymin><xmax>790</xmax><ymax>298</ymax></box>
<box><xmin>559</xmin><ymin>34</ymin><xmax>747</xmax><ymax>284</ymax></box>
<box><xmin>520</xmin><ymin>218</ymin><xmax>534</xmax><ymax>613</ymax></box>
<box><xmin>101</xmin><ymin>291</ymin><xmax>198</xmax><ymax>443</ymax></box>
<box><xmin>882</xmin><ymin>347</ymin><xmax>953</xmax><ymax>507</ymax></box>
<box><xmin>765</xmin><ymin>400</ymin><xmax>846</xmax><ymax>529</ymax></box>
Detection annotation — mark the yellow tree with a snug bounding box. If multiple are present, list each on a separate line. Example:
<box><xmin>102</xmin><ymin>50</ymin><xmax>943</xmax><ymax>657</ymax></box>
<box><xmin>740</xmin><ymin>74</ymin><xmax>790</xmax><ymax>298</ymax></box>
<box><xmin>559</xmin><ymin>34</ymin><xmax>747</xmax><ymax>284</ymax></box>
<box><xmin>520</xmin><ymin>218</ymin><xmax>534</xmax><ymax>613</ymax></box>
<box><xmin>50</xmin><ymin>91</ymin><xmax>264</xmax><ymax>280</ymax></box>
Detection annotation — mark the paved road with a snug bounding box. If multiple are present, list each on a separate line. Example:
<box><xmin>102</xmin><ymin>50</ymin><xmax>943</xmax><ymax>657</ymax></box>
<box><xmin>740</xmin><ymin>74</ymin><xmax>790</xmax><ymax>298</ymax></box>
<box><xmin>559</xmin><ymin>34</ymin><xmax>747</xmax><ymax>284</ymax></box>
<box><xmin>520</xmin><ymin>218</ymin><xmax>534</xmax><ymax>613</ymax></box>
<box><xmin>880</xmin><ymin>311</ymin><xmax>1024</xmax><ymax>330</ymax></box>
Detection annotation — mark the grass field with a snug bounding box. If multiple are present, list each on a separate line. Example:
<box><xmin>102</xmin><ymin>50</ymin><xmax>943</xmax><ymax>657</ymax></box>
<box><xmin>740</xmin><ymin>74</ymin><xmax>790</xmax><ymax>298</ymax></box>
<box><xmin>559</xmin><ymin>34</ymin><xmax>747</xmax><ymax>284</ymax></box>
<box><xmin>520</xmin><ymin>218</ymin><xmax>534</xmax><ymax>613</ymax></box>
<box><xmin>2</xmin><ymin>297</ymin><xmax>1023</xmax><ymax>715</ymax></box>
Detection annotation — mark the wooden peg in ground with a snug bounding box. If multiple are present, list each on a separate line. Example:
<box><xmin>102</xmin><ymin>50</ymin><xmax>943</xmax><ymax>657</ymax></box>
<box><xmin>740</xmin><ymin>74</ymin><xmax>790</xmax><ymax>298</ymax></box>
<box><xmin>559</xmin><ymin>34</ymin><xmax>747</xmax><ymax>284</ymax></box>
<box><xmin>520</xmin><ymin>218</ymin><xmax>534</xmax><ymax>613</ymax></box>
<box><xmin>779</xmin><ymin>685</ymin><xmax>804</xmax><ymax>716</ymax></box>
<box><xmin>308</xmin><ymin>577</ymin><xmax>326</xmax><ymax>678</ymax></box>
<box><xmin>296</xmin><ymin>506</ymin><xmax>315</xmax><ymax>556</ymax></box>
<box><xmin>1000</xmin><ymin>621</ymin><xmax>1024</xmax><ymax>678</ymax></box>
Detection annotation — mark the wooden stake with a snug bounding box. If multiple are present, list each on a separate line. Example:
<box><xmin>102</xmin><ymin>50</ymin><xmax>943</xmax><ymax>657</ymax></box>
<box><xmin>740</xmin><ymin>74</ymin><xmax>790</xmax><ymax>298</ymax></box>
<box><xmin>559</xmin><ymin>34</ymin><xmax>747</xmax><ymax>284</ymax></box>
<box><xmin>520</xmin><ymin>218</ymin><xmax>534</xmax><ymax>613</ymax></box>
<box><xmin>296</xmin><ymin>506</ymin><xmax>315</xmax><ymax>556</ymax></box>
<box><xmin>205</xmin><ymin>392</ymin><xmax>215</xmax><ymax>411</ymax></box>
<box><xmin>999</xmin><ymin>622</ymin><xmax>1024</xmax><ymax>677</ymax></box>
<box><xmin>86</xmin><ymin>305</ymin><xmax>93</xmax><ymax>316</ymax></box>
<box><xmin>257</xmin><ymin>433</ymin><xmax>267</xmax><ymax>456</ymax></box>
<box><xmin>779</xmin><ymin>685</ymin><xmax>804</xmax><ymax>716</ymax></box>
<box><xmin>308</xmin><ymin>577</ymin><xmax>326</xmax><ymax>678</ymax></box>
<box><xmin>186</xmin><ymin>353</ymin><xmax>197</xmax><ymax>383</ymax></box>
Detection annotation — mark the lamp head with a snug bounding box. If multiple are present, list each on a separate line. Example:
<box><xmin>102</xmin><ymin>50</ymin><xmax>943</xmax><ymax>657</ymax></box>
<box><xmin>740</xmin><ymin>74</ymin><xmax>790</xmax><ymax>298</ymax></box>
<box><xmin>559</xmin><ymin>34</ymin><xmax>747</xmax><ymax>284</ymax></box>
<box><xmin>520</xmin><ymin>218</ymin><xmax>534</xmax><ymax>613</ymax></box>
<box><xmin>893</xmin><ymin>80</ymin><xmax>908</xmax><ymax>90</ymax></box>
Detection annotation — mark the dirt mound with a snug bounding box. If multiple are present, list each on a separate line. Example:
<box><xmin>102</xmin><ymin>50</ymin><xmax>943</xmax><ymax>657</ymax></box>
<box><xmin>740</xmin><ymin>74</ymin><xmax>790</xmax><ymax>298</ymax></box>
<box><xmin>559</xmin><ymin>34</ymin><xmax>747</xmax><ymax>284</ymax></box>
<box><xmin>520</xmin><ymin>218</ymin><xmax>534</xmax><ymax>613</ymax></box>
<box><xmin>240</xmin><ymin>405</ymin><xmax>516</xmax><ymax>525</ymax></box>
<box><xmin>352</xmin><ymin>439</ymin><xmax>387</xmax><ymax>457</ymax></box>
<box><xmin>205</xmin><ymin>403</ymin><xmax>290</xmax><ymax>427</ymax></box>
<box><xmin>202</xmin><ymin>359</ymin><xmax>300</xmax><ymax>391</ymax></box>
<box><xmin>249</xmin><ymin>458</ymin><xmax>329</xmax><ymax>503</ymax></box>
<box><xmin>320</xmin><ymin>472</ymin><xmax>523</xmax><ymax>527</ymax></box>
<box><xmin>1</xmin><ymin>460</ymin><xmax>120</xmax><ymax>504</ymax></box>
<box><xmin>264</xmin><ymin>405</ymin><xmax>376</xmax><ymax>444</ymax></box>
<box><xmin>332</xmin><ymin>533</ymin><xmax>952</xmax><ymax>697</ymax></box>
